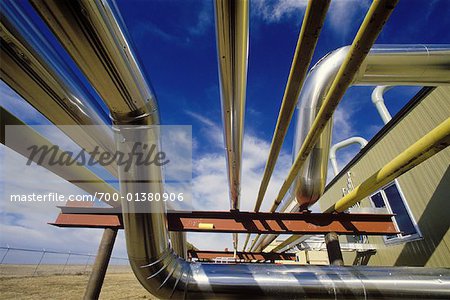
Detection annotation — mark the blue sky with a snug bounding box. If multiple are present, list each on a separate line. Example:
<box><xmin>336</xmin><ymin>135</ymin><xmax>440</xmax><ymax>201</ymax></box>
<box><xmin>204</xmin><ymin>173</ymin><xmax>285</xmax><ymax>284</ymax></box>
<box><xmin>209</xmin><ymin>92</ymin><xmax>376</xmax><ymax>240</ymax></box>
<box><xmin>1</xmin><ymin>0</ymin><xmax>450</xmax><ymax>255</ymax></box>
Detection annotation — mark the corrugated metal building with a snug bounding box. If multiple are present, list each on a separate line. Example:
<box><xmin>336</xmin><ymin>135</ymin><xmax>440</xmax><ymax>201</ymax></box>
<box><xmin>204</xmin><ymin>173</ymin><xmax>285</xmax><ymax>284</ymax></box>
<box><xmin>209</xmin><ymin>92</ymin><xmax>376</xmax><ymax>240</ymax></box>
<box><xmin>319</xmin><ymin>86</ymin><xmax>450</xmax><ymax>267</ymax></box>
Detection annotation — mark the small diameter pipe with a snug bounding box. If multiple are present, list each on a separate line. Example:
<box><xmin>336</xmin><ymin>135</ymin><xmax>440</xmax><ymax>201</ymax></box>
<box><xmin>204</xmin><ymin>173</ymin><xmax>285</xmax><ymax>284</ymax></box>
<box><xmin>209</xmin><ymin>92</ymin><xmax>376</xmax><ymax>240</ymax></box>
<box><xmin>326</xmin><ymin>117</ymin><xmax>450</xmax><ymax>213</ymax></box>
<box><xmin>271</xmin><ymin>0</ymin><xmax>399</xmax><ymax>212</ymax></box>
<box><xmin>247</xmin><ymin>0</ymin><xmax>331</xmax><ymax>252</ymax></box>
<box><xmin>372</xmin><ymin>86</ymin><xmax>394</xmax><ymax>124</ymax></box>
<box><xmin>276</xmin><ymin>118</ymin><xmax>449</xmax><ymax>252</ymax></box>
<box><xmin>329</xmin><ymin>137</ymin><xmax>368</xmax><ymax>176</ymax></box>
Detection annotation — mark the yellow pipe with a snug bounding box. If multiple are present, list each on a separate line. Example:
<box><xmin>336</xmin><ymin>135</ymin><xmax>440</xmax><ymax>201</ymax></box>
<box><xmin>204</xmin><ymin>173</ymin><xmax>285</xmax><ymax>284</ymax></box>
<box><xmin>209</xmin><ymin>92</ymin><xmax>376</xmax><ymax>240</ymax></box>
<box><xmin>327</xmin><ymin>117</ymin><xmax>450</xmax><ymax>213</ymax></box>
<box><xmin>246</xmin><ymin>0</ymin><xmax>331</xmax><ymax>252</ymax></box>
<box><xmin>254</xmin><ymin>0</ymin><xmax>331</xmax><ymax>212</ymax></box>
<box><xmin>271</xmin><ymin>0</ymin><xmax>398</xmax><ymax>212</ymax></box>
<box><xmin>272</xmin><ymin>117</ymin><xmax>450</xmax><ymax>252</ymax></box>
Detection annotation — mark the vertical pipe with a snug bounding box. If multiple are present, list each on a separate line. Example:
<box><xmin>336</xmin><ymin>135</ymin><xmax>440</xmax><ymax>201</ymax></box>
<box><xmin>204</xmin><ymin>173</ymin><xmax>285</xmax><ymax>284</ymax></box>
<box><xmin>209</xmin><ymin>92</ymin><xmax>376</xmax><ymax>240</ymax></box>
<box><xmin>325</xmin><ymin>232</ymin><xmax>344</xmax><ymax>266</ymax></box>
<box><xmin>84</xmin><ymin>228</ymin><xmax>118</xmax><ymax>300</ymax></box>
<box><xmin>247</xmin><ymin>0</ymin><xmax>331</xmax><ymax>251</ymax></box>
<box><xmin>272</xmin><ymin>0</ymin><xmax>399</xmax><ymax>209</ymax></box>
<box><xmin>372</xmin><ymin>86</ymin><xmax>393</xmax><ymax>124</ymax></box>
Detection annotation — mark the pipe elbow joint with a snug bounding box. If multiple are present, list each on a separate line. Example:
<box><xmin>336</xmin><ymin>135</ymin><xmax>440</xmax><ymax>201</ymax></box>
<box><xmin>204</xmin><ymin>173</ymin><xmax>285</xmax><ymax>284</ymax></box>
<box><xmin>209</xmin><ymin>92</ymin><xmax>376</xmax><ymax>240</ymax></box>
<box><xmin>128</xmin><ymin>248</ymin><xmax>191</xmax><ymax>299</ymax></box>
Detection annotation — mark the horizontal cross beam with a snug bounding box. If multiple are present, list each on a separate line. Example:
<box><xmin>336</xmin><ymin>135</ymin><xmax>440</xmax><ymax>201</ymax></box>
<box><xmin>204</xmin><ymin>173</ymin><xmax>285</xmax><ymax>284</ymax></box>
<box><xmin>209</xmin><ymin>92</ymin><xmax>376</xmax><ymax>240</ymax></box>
<box><xmin>50</xmin><ymin>207</ymin><xmax>398</xmax><ymax>235</ymax></box>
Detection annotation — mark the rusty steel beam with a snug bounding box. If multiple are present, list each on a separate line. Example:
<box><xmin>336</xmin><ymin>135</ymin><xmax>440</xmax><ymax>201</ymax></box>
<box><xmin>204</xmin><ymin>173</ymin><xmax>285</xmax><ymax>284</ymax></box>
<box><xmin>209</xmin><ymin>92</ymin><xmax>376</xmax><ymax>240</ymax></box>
<box><xmin>187</xmin><ymin>250</ymin><xmax>296</xmax><ymax>262</ymax></box>
<box><xmin>50</xmin><ymin>208</ymin><xmax>398</xmax><ymax>235</ymax></box>
<box><xmin>50</xmin><ymin>213</ymin><xmax>123</xmax><ymax>229</ymax></box>
<box><xmin>167</xmin><ymin>211</ymin><xmax>398</xmax><ymax>235</ymax></box>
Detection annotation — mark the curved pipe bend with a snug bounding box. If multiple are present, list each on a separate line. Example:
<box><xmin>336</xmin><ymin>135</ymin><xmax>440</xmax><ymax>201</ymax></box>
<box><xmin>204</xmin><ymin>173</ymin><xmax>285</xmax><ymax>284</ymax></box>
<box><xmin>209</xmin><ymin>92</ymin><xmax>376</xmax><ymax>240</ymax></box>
<box><xmin>21</xmin><ymin>0</ymin><xmax>450</xmax><ymax>297</ymax></box>
<box><xmin>372</xmin><ymin>85</ymin><xmax>393</xmax><ymax>124</ymax></box>
<box><xmin>329</xmin><ymin>136</ymin><xmax>368</xmax><ymax>176</ymax></box>
<box><xmin>292</xmin><ymin>44</ymin><xmax>450</xmax><ymax>209</ymax></box>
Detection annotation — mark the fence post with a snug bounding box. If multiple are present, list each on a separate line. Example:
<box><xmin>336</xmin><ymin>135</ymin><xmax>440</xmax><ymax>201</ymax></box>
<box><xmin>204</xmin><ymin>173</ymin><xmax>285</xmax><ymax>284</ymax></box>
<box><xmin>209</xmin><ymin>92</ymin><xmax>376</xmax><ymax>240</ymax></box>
<box><xmin>83</xmin><ymin>228</ymin><xmax>118</xmax><ymax>300</ymax></box>
<box><xmin>0</xmin><ymin>245</ymin><xmax>10</xmax><ymax>266</ymax></box>
<box><xmin>33</xmin><ymin>248</ymin><xmax>46</xmax><ymax>276</ymax></box>
<box><xmin>62</xmin><ymin>251</ymin><xmax>71</xmax><ymax>274</ymax></box>
<box><xmin>84</xmin><ymin>254</ymin><xmax>92</xmax><ymax>273</ymax></box>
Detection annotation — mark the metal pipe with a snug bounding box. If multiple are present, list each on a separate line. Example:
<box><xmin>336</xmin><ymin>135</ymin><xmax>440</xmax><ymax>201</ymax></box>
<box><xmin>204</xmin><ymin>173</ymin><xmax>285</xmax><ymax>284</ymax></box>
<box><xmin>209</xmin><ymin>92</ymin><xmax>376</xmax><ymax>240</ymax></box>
<box><xmin>290</xmin><ymin>44</ymin><xmax>450</xmax><ymax>210</ymax></box>
<box><xmin>326</xmin><ymin>117</ymin><xmax>450</xmax><ymax>213</ymax></box>
<box><xmin>271</xmin><ymin>43</ymin><xmax>450</xmax><ymax>253</ymax></box>
<box><xmin>214</xmin><ymin>0</ymin><xmax>248</xmax><ymax>212</ymax></box>
<box><xmin>29</xmin><ymin>0</ymin><xmax>186</xmax><ymax>257</ymax></box>
<box><xmin>246</xmin><ymin>0</ymin><xmax>330</xmax><ymax>252</ymax></box>
<box><xmin>372</xmin><ymin>85</ymin><xmax>393</xmax><ymax>124</ymax></box>
<box><xmin>330</xmin><ymin>137</ymin><xmax>368</xmax><ymax>175</ymax></box>
<box><xmin>256</xmin><ymin>0</ymin><xmax>398</xmax><ymax>253</ymax></box>
<box><xmin>214</xmin><ymin>0</ymin><xmax>249</xmax><ymax>252</ymax></box>
<box><xmin>84</xmin><ymin>227</ymin><xmax>118</xmax><ymax>300</ymax></box>
<box><xmin>0</xmin><ymin>106</ymin><xmax>120</xmax><ymax>207</ymax></box>
<box><xmin>0</xmin><ymin>0</ymin><xmax>116</xmax><ymax>175</ymax></box>
<box><xmin>254</xmin><ymin>0</ymin><xmax>330</xmax><ymax>214</ymax></box>
<box><xmin>26</xmin><ymin>1</ymin><xmax>450</xmax><ymax>298</ymax></box>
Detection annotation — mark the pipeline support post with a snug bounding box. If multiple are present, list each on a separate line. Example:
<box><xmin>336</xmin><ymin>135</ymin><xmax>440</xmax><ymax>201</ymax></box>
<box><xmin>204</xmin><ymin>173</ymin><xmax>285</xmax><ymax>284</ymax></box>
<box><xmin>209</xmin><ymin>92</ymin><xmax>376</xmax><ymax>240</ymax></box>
<box><xmin>325</xmin><ymin>232</ymin><xmax>344</xmax><ymax>266</ymax></box>
<box><xmin>83</xmin><ymin>228</ymin><xmax>118</xmax><ymax>300</ymax></box>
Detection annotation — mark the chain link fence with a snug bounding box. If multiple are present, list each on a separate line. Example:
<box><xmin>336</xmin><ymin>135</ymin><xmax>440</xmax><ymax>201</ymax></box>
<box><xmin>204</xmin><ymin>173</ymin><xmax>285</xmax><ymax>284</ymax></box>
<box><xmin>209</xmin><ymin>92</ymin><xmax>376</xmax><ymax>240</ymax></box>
<box><xmin>0</xmin><ymin>246</ymin><xmax>131</xmax><ymax>277</ymax></box>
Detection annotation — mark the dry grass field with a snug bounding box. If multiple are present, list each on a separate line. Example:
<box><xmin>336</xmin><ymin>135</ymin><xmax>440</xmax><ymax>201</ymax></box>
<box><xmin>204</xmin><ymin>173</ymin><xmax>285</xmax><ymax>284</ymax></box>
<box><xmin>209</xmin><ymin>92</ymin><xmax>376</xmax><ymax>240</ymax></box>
<box><xmin>0</xmin><ymin>265</ymin><xmax>155</xmax><ymax>299</ymax></box>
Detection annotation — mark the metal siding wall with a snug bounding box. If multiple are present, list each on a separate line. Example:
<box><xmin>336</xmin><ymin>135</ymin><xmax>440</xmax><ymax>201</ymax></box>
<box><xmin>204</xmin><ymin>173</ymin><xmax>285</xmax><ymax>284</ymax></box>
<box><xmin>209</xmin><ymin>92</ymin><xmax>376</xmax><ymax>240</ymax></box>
<box><xmin>319</xmin><ymin>86</ymin><xmax>450</xmax><ymax>267</ymax></box>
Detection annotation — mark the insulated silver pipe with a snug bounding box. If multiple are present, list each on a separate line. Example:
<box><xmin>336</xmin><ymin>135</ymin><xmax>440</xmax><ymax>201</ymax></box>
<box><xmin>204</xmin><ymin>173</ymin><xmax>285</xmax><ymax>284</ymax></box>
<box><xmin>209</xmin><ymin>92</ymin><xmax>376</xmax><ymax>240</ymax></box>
<box><xmin>214</xmin><ymin>0</ymin><xmax>249</xmax><ymax>251</ymax></box>
<box><xmin>292</xmin><ymin>44</ymin><xmax>450</xmax><ymax>209</ymax></box>
<box><xmin>24</xmin><ymin>2</ymin><xmax>450</xmax><ymax>298</ymax></box>
<box><xmin>257</xmin><ymin>45</ymin><xmax>450</xmax><ymax>253</ymax></box>
<box><xmin>29</xmin><ymin>0</ymin><xmax>186</xmax><ymax>256</ymax></box>
<box><xmin>0</xmin><ymin>0</ymin><xmax>116</xmax><ymax>176</ymax></box>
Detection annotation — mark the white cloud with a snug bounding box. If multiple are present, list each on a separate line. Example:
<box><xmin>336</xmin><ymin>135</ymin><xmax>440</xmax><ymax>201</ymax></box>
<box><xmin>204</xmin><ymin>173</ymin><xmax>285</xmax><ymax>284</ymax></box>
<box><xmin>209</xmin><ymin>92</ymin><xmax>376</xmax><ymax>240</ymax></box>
<box><xmin>188</xmin><ymin>2</ymin><xmax>213</xmax><ymax>36</ymax></box>
<box><xmin>252</xmin><ymin>0</ymin><xmax>371</xmax><ymax>38</ymax></box>
<box><xmin>186</xmin><ymin>112</ymin><xmax>291</xmax><ymax>250</ymax></box>
<box><xmin>0</xmin><ymin>145</ymin><xmax>128</xmax><ymax>258</ymax></box>
<box><xmin>332</xmin><ymin>105</ymin><xmax>355</xmax><ymax>142</ymax></box>
<box><xmin>252</xmin><ymin>0</ymin><xmax>308</xmax><ymax>22</ymax></box>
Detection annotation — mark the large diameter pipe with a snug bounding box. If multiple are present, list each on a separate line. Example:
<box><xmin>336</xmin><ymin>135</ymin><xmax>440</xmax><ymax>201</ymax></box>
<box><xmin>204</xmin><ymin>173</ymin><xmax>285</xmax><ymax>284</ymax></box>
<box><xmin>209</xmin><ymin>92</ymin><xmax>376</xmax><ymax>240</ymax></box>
<box><xmin>257</xmin><ymin>0</ymin><xmax>398</xmax><ymax>253</ymax></box>
<box><xmin>30</xmin><ymin>0</ymin><xmax>186</xmax><ymax>258</ymax></box>
<box><xmin>329</xmin><ymin>137</ymin><xmax>368</xmax><ymax>176</ymax></box>
<box><xmin>273</xmin><ymin>0</ymin><xmax>399</xmax><ymax>212</ymax></box>
<box><xmin>326</xmin><ymin>117</ymin><xmax>450</xmax><ymax>213</ymax></box>
<box><xmin>214</xmin><ymin>0</ymin><xmax>248</xmax><ymax>211</ymax></box>
<box><xmin>246</xmin><ymin>0</ymin><xmax>331</xmax><ymax>252</ymax></box>
<box><xmin>291</xmin><ymin>44</ymin><xmax>450</xmax><ymax>209</ymax></box>
<box><xmin>115</xmin><ymin>117</ymin><xmax>450</xmax><ymax>299</ymax></box>
<box><xmin>271</xmin><ymin>45</ymin><xmax>450</xmax><ymax>253</ymax></box>
<box><xmin>254</xmin><ymin>0</ymin><xmax>331</xmax><ymax>212</ymax></box>
<box><xmin>0</xmin><ymin>0</ymin><xmax>116</xmax><ymax>175</ymax></box>
<box><xmin>29</xmin><ymin>0</ymin><xmax>157</xmax><ymax>121</ymax></box>
<box><xmin>26</xmin><ymin>1</ymin><xmax>450</xmax><ymax>298</ymax></box>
